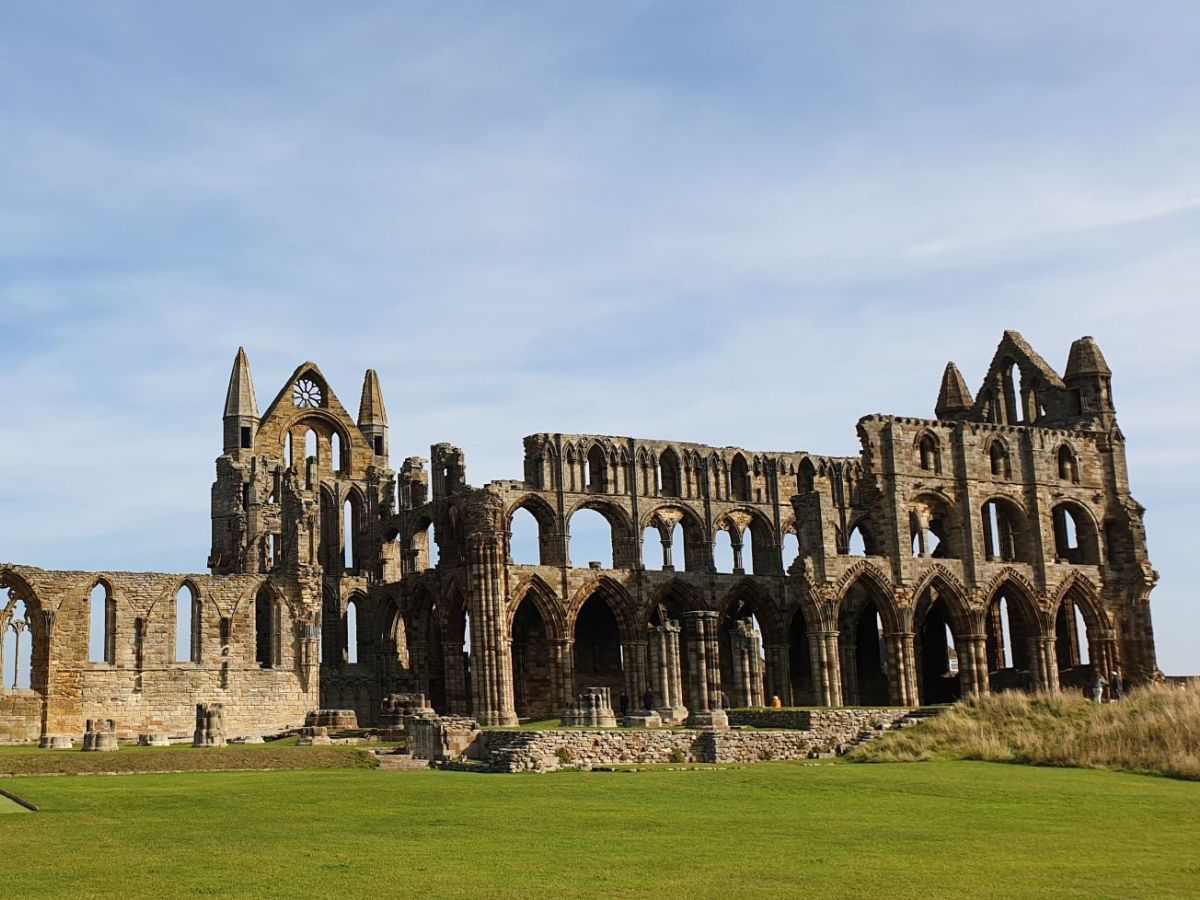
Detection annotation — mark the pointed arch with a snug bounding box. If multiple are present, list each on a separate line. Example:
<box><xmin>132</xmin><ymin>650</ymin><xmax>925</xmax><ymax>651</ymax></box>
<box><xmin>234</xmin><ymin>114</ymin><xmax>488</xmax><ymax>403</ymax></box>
<box><xmin>659</xmin><ymin>447</ymin><xmax>682</xmax><ymax>498</ymax></box>
<box><xmin>507</xmin><ymin>575</ymin><xmax>567</xmax><ymax>641</ymax></box>
<box><xmin>567</xmin><ymin>577</ymin><xmax>639</xmax><ymax>642</ymax></box>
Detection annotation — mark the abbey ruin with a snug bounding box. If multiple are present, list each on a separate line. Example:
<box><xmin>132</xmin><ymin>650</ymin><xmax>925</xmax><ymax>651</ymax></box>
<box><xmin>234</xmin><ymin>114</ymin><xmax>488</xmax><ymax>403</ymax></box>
<box><xmin>0</xmin><ymin>332</ymin><xmax>1160</xmax><ymax>742</ymax></box>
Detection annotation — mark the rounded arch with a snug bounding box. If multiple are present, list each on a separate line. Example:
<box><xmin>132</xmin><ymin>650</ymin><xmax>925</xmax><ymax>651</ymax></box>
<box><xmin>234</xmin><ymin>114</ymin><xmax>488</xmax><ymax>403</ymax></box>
<box><xmin>979</xmin><ymin>494</ymin><xmax>1032</xmax><ymax>563</ymax></box>
<box><xmin>566</xmin><ymin>497</ymin><xmax>634</xmax><ymax>569</ymax></box>
<box><xmin>506</xmin><ymin>493</ymin><xmax>560</xmax><ymax>566</ymax></box>
<box><xmin>1050</xmin><ymin>499</ymin><xmax>1102</xmax><ymax>566</ymax></box>
<box><xmin>987</xmin><ymin>436</ymin><xmax>1013</xmax><ymax>478</ymax></box>
<box><xmin>915</xmin><ymin>430</ymin><xmax>943</xmax><ymax>473</ymax></box>
<box><xmin>713</xmin><ymin>505</ymin><xmax>780</xmax><ymax>575</ymax></box>
<box><xmin>908</xmin><ymin>491</ymin><xmax>963</xmax><ymax>560</ymax></box>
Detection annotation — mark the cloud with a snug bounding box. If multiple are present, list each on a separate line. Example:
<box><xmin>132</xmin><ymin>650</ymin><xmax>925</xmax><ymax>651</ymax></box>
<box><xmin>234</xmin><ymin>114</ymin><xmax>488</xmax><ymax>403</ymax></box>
<box><xmin>1</xmin><ymin>3</ymin><xmax>1199</xmax><ymax>671</ymax></box>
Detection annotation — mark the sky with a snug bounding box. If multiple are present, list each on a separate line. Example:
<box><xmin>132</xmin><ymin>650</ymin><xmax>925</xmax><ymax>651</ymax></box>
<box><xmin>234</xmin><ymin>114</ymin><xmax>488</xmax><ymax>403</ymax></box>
<box><xmin>1</xmin><ymin>2</ymin><xmax>1198</xmax><ymax>674</ymax></box>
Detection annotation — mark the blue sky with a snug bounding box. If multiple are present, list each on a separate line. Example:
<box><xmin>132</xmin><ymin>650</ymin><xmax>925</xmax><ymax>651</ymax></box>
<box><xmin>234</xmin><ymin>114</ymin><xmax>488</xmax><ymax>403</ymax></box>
<box><xmin>1</xmin><ymin>2</ymin><xmax>1198</xmax><ymax>673</ymax></box>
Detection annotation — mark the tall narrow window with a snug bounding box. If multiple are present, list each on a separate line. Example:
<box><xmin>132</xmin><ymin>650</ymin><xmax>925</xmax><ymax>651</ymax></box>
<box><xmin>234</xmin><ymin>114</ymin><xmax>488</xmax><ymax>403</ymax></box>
<box><xmin>1057</xmin><ymin>445</ymin><xmax>1080</xmax><ymax>483</ymax></box>
<box><xmin>344</xmin><ymin>499</ymin><xmax>355</xmax><ymax>571</ymax></box>
<box><xmin>346</xmin><ymin>600</ymin><xmax>359</xmax><ymax>665</ymax></box>
<box><xmin>3</xmin><ymin>597</ymin><xmax>32</xmax><ymax>690</ymax></box>
<box><xmin>331</xmin><ymin>432</ymin><xmax>342</xmax><ymax>473</ymax></box>
<box><xmin>89</xmin><ymin>582</ymin><xmax>115</xmax><ymax>664</ymax></box>
<box><xmin>305</xmin><ymin>429</ymin><xmax>318</xmax><ymax>462</ymax></box>
<box><xmin>176</xmin><ymin>583</ymin><xmax>201</xmax><ymax>663</ymax></box>
<box><xmin>255</xmin><ymin>587</ymin><xmax>275</xmax><ymax>669</ymax></box>
<box><xmin>730</xmin><ymin>454</ymin><xmax>750</xmax><ymax>501</ymax></box>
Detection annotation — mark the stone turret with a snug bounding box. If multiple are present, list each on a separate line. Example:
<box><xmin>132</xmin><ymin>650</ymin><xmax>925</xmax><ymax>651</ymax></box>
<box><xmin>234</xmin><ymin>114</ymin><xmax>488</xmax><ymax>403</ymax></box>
<box><xmin>222</xmin><ymin>347</ymin><xmax>260</xmax><ymax>455</ymax></box>
<box><xmin>358</xmin><ymin>368</ymin><xmax>388</xmax><ymax>459</ymax></box>
<box><xmin>1064</xmin><ymin>335</ymin><xmax>1115</xmax><ymax>419</ymax></box>
<box><xmin>934</xmin><ymin>361</ymin><xmax>973</xmax><ymax>420</ymax></box>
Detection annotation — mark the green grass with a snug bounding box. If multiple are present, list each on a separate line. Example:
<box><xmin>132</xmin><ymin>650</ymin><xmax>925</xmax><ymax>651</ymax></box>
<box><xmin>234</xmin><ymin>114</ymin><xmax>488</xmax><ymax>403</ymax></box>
<box><xmin>0</xmin><ymin>741</ymin><xmax>375</xmax><ymax>777</ymax></box>
<box><xmin>2</xmin><ymin>761</ymin><xmax>1198</xmax><ymax>897</ymax></box>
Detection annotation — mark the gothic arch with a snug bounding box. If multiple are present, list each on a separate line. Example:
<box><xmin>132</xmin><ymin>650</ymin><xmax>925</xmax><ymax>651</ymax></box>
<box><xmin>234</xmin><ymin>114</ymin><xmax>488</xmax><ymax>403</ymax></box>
<box><xmin>567</xmin><ymin>577</ymin><xmax>640</xmax><ymax>643</ymax></box>
<box><xmin>507</xmin><ymin>575</ymin><xmax>567</xmax><ymax>641</ymax></box>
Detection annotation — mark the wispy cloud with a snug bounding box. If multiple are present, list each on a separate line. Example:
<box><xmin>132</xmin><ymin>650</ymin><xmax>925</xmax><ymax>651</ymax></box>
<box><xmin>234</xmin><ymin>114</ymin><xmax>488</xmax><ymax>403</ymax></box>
<box><xmin>2</xmin><ymin>2</ymin><xmax>1199</xmax><ymax>671</ymax></box>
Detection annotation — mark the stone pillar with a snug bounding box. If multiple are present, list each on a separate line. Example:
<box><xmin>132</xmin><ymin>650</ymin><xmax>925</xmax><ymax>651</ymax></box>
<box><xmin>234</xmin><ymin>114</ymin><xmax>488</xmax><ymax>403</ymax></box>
<box><xmin>683</xmin><ymin>611</ymin><xmax>727</xmax><ymax>728</ymax></box>
<box><xmin>839</xmin><ymin>637</ymin><xmax>859</xmax><ymax>706</ymax></box>
<box><xmin>884</xmin><ymin>632</ymin><xmax>918</xmax><ymax>706</ymax></box>
<box><xmin>442</xmin><ymin>640</ymin><xmax>470</xmax><ymax>715</ymax></box>
<box><xmin>809</xmin><ymin>631</ymin><xmax>842</xmax><ymax>707</ymax></box>
<box><xmin>729</xmin><ymin>619</ymin><xmax>764</xmax><ymax>707</ymax></box>
<box><xmin>648</xmin><ymin>622</ymin><xmax>687</xmax><ymax>723</ymax></box>
<box><xmin>549</xmin><ymin>639</ymin><xmax>572</xmax><ymax>712</ymax></box>
<box><xmin>961</xmin><ymin>633</ymin><xmax>990</xmax><ymax>697</ymax></box>
<box><xmin>763</xmin><ymin>643</ymin><xmax>791</xmax><ymax>706</ymax></box>
<box><xmin>622</xmin><ymin>639</ymin><xmax>648</xmax><ymax>708</ymax></box>
<box><xmin>467</xmin><ymin>534</ymin><xmax>518</xmax><ymax>726</ymax></box>
<box><xmin>1031</xmin><ymin>636</ymin><xmax>1059</xmax><ymax>693</ymax></box>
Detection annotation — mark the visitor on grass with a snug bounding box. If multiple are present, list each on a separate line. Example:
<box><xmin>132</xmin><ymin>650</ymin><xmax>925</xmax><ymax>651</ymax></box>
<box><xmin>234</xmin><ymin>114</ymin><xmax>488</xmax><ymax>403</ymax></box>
<box><xmin>719</xmin><ymin>690</ymin><xmax>731</xmax><ymax>711</ymax></box>
<box><xmin>771</xmin><ymin>695</ymin><xmax>782</xmax><ymax>709</ymax></box>
<box><xmin>642</xmin><ymin>686</ymin><xmax>655</xmax><ymax>710</ymax></box>
<box><xmin>1091</xmin><ymin>673</ymin><xmax>1107</xmax><ymax>704</ymax></box>
<box><xmin>1109</xmin><ymin>670</ymin><xmax>1124</xmax><ymax>701</ymax></box>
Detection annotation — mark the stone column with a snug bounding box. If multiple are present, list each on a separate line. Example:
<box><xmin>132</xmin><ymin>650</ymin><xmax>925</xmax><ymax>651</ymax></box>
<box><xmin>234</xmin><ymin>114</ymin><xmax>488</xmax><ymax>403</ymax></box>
<box><xmin>549</xmin><ymin>638</ymin><xmax>572</xmax><ymax>712</ymax></box>
<box><xmin>809</xmin><ymin>631</ymin><xmax>842</xmax><ymax>707</ymax></box>
<box><xmin>467</xmin><ymin>534</ymin><xmax>518</xmax><ymax>726</ymax></box>
<box><xmin>648</xmin><ymin>622</ymin><xmax>687</xmax><ymax>722</ymax></box>
<box><xmin>1031</xmin><ymin>636</ymin><xmax>1059</xmax><ymax>693</ymax></box>
<box><xmin>763</xmin><ymin>643</ymin><xmax>791</xmax><ymax>706</ymax></box>
<box><xmin>683</xmin><ymin>610</ymin><xmax>727</xmax><ymax>728</ymax></box>
<box><xmin>884</xmin><ymin>632</ymin><xmax>918</xmax><ymax>706</ymax></box>
<box><xmin>839</xmin><ymin>637</ymin><xmax>859</xmax><ymax>706</ymax></box>
<box><xmin>622</xmin><ymin>639</ymin><xmax>648</xmax><ymax>708</ymax></box>
<box><xmin>960</xmin><ymin>633</ymin><xmax>990</xmax><ymax>697</ymax></box>
<box><xmin>442</xmin><ymin>640</ymin><xmax>469</xmax><ymax>715</ymax></box>
<box><xmin>729</xmin><ymin>619</ymin><xmax>764</xmax><ymax>707</ymax></box>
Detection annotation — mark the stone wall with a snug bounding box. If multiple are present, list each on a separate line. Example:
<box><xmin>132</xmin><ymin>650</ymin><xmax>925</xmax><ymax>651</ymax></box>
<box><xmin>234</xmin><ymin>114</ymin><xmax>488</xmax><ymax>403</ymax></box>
<box><xmin>478</xmin><ymin>708</ymin><xmax>912</xmax><ymax>772</ymax></box>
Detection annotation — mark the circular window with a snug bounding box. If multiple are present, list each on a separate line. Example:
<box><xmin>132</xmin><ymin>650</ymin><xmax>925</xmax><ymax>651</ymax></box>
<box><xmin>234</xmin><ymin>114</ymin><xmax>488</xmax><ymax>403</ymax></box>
<box><xmin>293</xmin><ymin>378</ymin><xmax>323</xmax><ymax>408</ymax></box>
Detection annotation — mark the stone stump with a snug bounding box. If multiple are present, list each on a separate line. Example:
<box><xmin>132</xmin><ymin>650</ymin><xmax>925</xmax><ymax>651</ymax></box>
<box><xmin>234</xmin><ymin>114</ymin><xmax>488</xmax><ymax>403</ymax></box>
<box><xmin>406</xmin><ymin>716</ymin><xmax>481</xmax><ymax>761</ymax></box>
<box><xmin>305</xmin><ymin>709</ymin><xmax>358</xmax><ymax>729</ymax></box>
<box><xmin>561</xmin><ymin>687</ymin><xmax>618</xmax><ymax>728</ymax></box>
<box><xmin>82</xmin><ymin>719</ymin><xmax>118</xmax><ymax>751</ymax></box>
<box><xmin>193</xmin><ymin>703</ymin><xmax>227</xmax><ymax>748</ymax></box>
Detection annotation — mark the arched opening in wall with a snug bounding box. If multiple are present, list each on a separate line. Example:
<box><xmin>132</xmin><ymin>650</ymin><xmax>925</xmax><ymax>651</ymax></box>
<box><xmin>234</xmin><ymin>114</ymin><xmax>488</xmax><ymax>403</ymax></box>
<box><xmin>421</xmin><ymin>599</ymin><xmax>446</xmax><ymax>712</ymax></box>
<box><xmin>305</xmin><ymin>429</ymin><xmax>317</xmax><ymax>462</ymax></box>
<box><xmin>989</xmin><ymin>441</ymin><xmax>1012</xmax><ymax>478</ymax></box>
<box><xmin>719</xmin><ymin>591</ymin><xmax>766</xmax><ymax>708</ymax></box>
<box><xmin>255</xmin><ymin>586</ymin><xmax>278</xmax><ymax>669</ymax></box>
<box><xmin>2</xmin><ymin>596</ymin><xmax>32</xmax><ymax>691</ymax></box>
<box><xmin>567</xmin><ymin>507</ymin><xmax>615</xmax><ymax>569</ymax></box>
<box><xmin>845</xmin><ymin>519</ymin><xmax>876</xmax><ymax>557</ymax></box>
<box><xmin>788</xmin><ymin>609</ymin><xmax>813</xmax><ymax>706</ymax></box>
<box><xmin>713</xmin><ymin>528</ymin><xmax>736</xmax><ymax>574</ymax></box>
<box><xmin>642</xmin><ymin>526</ymin><xmax>666</xmax><ymax>571</ymax></box>
<box><xmin>782</xmin><ymin>531</ymin><xmax>800</xmax><ymax>572</ymax></box>
<box><xmin>797</xmin><ymin>458</ymin><xmax>816</xmax><ymax>494</ymax></box>
<box><xmin>730</xmin><ymin>454</ymin><xmax>750</xmax><ymax>502</ymax></box>
<box><xmin>984</xmin><ymin>586</ymin><xmax>1037</xmax><ymax>691</ymax></box>
<box><xmin>510</xmin><ymin>506</ymin><xmax>542</xmax><ymax>566</ymax></box>
<box><xmin>1057</xmin><ymin>445</ymin><xmax>1080</xmax><ymax>483</ymax></box>
<box><xmin>1052</xmin><ymin>503</ymin><xmax>1101</xmax><ymax>565</ymax></box>
<box><xmin>838</xmin><ymin>579</ymin><xmax>892</xmax><ymax>706</ymax></box>
<box><xmin>909</xmin><ymin>495</ymin><xmax>959</xmax><ymax>560</ymax></box>
<box><xmin>586</xmin><ymin>445</ymin><xmax>608</xmax><ymax>493</ymax></box>
<box><xmin>285</xmin><ymin>432</ymin><xmax>294</xmax><ymax>468</ymax></box>
<box><xmin>89</xmin><ymin>582</ymin><xmax>114</xmax><ymax>664</ymax></box>
<box><xmin>512</xmin><ymin>594</ymin><xmax>554</xmax><ymax>721</ymax></box>
<box><xmin>981</xmin><ymin>499</ymin><xmax>1028</xmax><ymax>563</ymax></box>
<box><xmin>343</xmin><ymin>501</ymin><xmax>355</xmax><ymax>571</ymax></box>
<box><xmin>659</xmin><ymin>448</ymin><xmax>682</xmax><ymax>498</ymax></box>
<box><xmin>176</xmin><ymin>583</ymin><xmax>200</xmax><ymax>663</ymax></box>
<box><xmin>1054</xmin><ymin>595</ymin><xmax>1092</xmax><ymax>691</ymax></box>
<box><xmin>648</xmin><ymin>585</ymin><xmax>695</xmax><ymax>710</ymax></box>
<box><xmin>709</xmin><ymin>455</ymin><xmax>723</xmax><ymax>501</ymax></box>
<box><xmin>917</xmin><ymin>434</ymin><xmax>941</xmax><ymax>473</ymax></box>
<box><xmin>331</xmin><ymin>432</ymin><xmax>342</xmax><ymax>473</ymax></box>
<box><xmin>345</xmin><ymin>600</ymin><xmax>359</xmax><ymax>665</ymax></box>
<box><xmin>914</xmin><ymin>586</ymin><xmax>963</xmax><ymax>704</ymax></box>
<box><xmin>572</xmin><ymin>590</ymin><xmax>624</xmax><ymax>700</ymax></box>
<box><xmin>669</xmin><ymin>523</ymin><xmax>686</xmax><ymax>571</ymax></box>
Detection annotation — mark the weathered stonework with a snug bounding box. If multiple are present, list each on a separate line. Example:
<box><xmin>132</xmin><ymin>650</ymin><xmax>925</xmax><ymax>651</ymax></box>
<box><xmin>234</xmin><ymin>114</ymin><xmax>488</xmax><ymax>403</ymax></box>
<box><xmin>0</xmin><ymin>333</ymin><xmax>1161</xmax><ymax>743</ymax></box>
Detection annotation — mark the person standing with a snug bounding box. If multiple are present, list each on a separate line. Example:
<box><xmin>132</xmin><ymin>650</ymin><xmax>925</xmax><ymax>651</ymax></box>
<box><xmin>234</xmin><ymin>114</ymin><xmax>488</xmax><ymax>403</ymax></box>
<box><xmin>1110</xmin><ymin>670</ymin><xmax>1124</xmax><ymax>701</ymax></box>
<box><xmin>1091</xmin><ymin>672</ymin><xmax>1108</xmax><ymax>704</ymax></box>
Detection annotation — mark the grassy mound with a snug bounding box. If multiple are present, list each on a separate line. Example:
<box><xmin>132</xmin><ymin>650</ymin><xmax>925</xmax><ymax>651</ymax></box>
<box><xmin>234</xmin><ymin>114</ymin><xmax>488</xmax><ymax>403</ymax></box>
<box><xmin>850</xmin><ymin>683</ymin><xmax>1200</xmax><ymax>779</ymax></box>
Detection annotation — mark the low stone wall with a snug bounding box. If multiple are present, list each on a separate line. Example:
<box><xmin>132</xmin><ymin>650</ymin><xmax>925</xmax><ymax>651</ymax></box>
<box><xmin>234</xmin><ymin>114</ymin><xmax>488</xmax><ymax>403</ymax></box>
<box><xmin>477</xmin><ymin>707</ymin><xmax>915</xmax><ymax>772</ymax></box>
<box><xmin>727</xmin><ymin>708</ymin><xmax>912</xmax><ymax>742</ymax></box>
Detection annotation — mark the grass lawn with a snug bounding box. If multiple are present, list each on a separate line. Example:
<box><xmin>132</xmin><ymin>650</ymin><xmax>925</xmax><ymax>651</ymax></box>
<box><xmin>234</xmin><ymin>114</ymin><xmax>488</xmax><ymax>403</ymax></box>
<box><xmin>1</xmin><ymin>761</ymin><xmax>1198</xmax><ymax>898</ymax></box>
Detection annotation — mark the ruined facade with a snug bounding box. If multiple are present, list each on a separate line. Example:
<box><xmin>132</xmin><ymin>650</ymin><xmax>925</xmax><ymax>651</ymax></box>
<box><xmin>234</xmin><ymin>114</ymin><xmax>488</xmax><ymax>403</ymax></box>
<box><xmin>0</xmin><ymin>332</ymin><xmax>1160</xmax><ymax>740</ymax></box>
